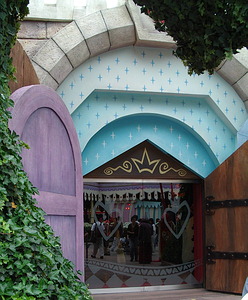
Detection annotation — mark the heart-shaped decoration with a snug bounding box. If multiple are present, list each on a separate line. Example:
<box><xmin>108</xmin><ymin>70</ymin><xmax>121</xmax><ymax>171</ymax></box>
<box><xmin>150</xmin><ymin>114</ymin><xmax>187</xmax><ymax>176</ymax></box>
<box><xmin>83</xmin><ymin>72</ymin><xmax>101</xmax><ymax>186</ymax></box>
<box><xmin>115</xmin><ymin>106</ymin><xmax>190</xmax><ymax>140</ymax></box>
<box><xmin>93</xmin><ymin>201</ymin><xmax>122</xmax><ymax>241</ymax></box>
<box><xmin>163</xmin><ymin>200</ymin><xmax>190</xmax><ymax>239</ymax></box>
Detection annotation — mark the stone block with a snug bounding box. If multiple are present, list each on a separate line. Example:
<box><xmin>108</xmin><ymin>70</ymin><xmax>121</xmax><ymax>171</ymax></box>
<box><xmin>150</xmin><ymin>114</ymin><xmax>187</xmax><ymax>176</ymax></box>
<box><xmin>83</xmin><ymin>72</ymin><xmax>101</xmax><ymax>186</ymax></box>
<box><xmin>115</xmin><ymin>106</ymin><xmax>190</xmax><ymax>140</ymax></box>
<box><xmin>32</xmin><ymin>38</ymin><xmax>72</xmax><ymax>84</ymax></box>
<box><xmin>52</xmin><ymin>21</ymin><xmax>90</xmax><ymax>67</ymax></box>
<box><xmin>67</xmin><ymin>40</ymin><xmax>90</xmax><ymax>68</ymax></box>
<box><xmin>233</xmin><ymin>72</ymin><xmax>248</xmax><ymax>102</ymax></box>
<box><xmin>52</xmin><ymin>21</ymin><xmax>83</xmax><ymax>54</ymax></box>
<box><xmin>32</xmin><ymin>39</ymin><xmax>65</xmax><ymax>72</ymax></box>
<box><xmin>32</xmin><ymin>61</ymin><xmax>59</xmax><ymax>90</ymax></box>
<box><xmin>18</xmin><ymin>39</ymin><xmax>47</xmax><ymax>58</ymax></box>
<box><xmin>126</xmin><ymin>0</ymin><xmax>175</xmax><ymax>49</ymax></box>
<box><xmin>85</xmin><ymin>32</ymin><xmax>110</xmax><ymax>57</ymax></box>
<box><xmin>215</xmin><ymin>59</ymin><xmax>226</xmax><ymax>71</ymax></box>
<box><xmin>76</xmin><ymin>11</ymin><xmax>110</xmax><ymax>57</ymax></box>
<box><xmin>234</xmin><ymin>47</ymin><xmax>248</xmax><ymax>69</ymax></box>
<box><xmin>101</xmin><ymin>5</ymin><xmax>135</xmax><ymax>49</ymax></box>
<box><xmin>76</xmin><ymin>11</ymin><xmax>107</xmax><ymax>39</ymax></box>
<box><xmin>244</xmin><ymin>99</ymin><xmax>248</xmax><ymax>112</ymax></box>
<box><xmin>47</xmin><ymin>22</ymin><xmax>70</xmax><ymax>38</ymax></box>
<box><xmin>50</xmin><ymin>55</ymin><xmax>73</xmax><ymax>84</ymax></box>
<box><xmin>217</xmin><ymin>57</ymin><xmax>247</xmax><ymax>85</ymax></box>
<box><xmin>18</xmin><ymin>21</ymin><xmax>46</xmax><ymax>39</ymax></box>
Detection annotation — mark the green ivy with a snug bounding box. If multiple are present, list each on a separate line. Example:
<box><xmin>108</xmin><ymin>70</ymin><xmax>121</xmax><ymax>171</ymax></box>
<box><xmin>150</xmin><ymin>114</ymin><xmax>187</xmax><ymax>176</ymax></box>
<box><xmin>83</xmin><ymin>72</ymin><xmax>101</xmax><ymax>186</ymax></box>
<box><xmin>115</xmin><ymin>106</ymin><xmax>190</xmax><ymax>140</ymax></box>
<box><xmin>133</xmin><ymin>0</ymin><xmax>248</xmax><ymax>75</ymax></box>
<box><xmin>0</xmin><ymin>1</ymin><xmax>92</xmax><ymax>299</ymax></box>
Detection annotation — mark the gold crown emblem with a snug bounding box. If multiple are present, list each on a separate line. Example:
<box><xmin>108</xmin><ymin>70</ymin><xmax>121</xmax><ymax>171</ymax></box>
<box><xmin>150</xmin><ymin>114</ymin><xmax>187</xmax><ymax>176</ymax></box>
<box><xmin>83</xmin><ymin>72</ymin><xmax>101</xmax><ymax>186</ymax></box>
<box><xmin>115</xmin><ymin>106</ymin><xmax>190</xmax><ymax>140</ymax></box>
<box><xmin>131</xmin><ymin>148</ymin><xmax>160</xmax><ymax>174</ymax></box>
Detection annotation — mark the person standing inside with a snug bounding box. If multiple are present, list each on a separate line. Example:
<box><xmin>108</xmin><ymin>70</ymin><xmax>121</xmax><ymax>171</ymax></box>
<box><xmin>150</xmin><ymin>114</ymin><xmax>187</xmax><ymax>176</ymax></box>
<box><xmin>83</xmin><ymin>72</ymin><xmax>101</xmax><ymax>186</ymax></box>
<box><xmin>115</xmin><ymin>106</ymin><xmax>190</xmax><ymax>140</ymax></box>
<box><xmin>138</xmin><ymin>219</ymin><xmax>153</xmax><ymax>264</ymax></box>
<box><xmin>149</xmin><ymin>218</ymin><xmax>156</xmax><ymax>253</ymax></box>
<box><xmin>110</xmin><ymin>217</ymin><xmax>123</xmax><ymax>252</ymax></box>
<box><xmin>154</xmin><ymin>218</ymin><xmax>160</xmax><ymax>250</ymax></box>
<box><xmin>127</xmin><ymin>216</ymin><xmax>139</xmax><ymax>262</ymax></box>
<box><xmin>91</xmin><ymin>214</ymin><xmax>105</xmax><ymax>259</ymax></box>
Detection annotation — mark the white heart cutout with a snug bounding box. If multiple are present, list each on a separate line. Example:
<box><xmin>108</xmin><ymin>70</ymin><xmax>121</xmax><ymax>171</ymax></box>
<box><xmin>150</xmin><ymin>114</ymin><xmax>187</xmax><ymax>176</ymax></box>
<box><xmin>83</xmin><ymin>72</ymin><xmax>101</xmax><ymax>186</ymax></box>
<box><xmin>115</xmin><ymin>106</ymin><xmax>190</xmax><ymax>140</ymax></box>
<box><xmin>93</xmin><ymin>201</ymin><xmax>123</xmax><ymax>241</ymax></box>
<box><xmin>163</xmin><ymin>200</ymin><xmax>190</xmax><ymax>239</ymax></box>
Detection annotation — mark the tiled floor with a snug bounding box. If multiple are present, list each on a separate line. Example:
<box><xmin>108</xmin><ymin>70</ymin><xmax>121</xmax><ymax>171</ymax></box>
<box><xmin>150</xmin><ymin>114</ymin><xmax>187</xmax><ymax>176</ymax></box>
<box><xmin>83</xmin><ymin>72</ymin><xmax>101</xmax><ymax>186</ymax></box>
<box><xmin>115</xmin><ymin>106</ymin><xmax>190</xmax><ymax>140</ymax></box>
<box><xmin>91</xmin><ymin>288</ymin><xmax>241</xmax><ymax>300</ymax></box>
<box><xmin>85</xmin><ymin>245</ymin><xmax>199</xmax><ymax>289</ymax></box>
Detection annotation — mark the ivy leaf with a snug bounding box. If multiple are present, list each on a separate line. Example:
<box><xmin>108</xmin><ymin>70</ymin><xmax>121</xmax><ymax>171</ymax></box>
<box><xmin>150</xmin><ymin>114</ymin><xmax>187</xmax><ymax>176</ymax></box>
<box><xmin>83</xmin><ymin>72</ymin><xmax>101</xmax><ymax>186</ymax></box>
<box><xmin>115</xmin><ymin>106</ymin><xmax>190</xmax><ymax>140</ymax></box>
<box><xmin>0</xmin><ymin>1</ymin><xmax>92</xmax><ymax>299</ymax></box>
<box><xmin>133</xmin><ymin>0</ymin><xmax>248</xmax><ymax>74</ymax></box>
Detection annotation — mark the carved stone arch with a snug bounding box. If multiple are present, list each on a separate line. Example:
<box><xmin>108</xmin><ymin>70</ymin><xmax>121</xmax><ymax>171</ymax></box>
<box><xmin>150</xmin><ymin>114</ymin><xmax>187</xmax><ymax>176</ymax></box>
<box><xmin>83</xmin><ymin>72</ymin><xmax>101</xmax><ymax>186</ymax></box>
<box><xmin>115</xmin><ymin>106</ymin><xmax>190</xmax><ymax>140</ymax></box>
<box><xmin>9</xmin><ymin>85</ymin><xmax>84</xmax><ymax>276</ymax></box>
<box><xmin>30</xmin><ymin>5</ymin><xmax>136</xmax><ymax>90</ymax></box>
<box><xmin>27</xmin><ymin>3</ymin><xmax>248</xmax><ymax>109</ymax></box>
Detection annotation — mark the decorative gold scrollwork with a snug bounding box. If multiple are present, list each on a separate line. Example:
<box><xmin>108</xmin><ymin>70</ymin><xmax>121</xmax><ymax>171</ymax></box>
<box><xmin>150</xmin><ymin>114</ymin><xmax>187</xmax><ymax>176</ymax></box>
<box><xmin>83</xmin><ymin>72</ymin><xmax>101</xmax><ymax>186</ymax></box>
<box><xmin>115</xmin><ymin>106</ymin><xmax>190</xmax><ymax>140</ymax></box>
<box><xmin>104</xmin><ymin>160</ymin><xmax>132</xmax><ymax>175</ymax></box>
<box><xmin>158</xmin><ymin>162</ymin><xmax>169</xmax><ymax>173</ymax></box>
<box><xmin>177</xmin><ymin>168</ymin><xmax>187</xmax><ymax>176</ymax></box>
<box><xmin>103</xmin><ymin>148</ymin><xmax>187</xmax><ymax>177</ymax></box>
<box><xmin>159</xmin><ymin>163</ymin><xmax>187</xmax><ymax>176</ymax></box>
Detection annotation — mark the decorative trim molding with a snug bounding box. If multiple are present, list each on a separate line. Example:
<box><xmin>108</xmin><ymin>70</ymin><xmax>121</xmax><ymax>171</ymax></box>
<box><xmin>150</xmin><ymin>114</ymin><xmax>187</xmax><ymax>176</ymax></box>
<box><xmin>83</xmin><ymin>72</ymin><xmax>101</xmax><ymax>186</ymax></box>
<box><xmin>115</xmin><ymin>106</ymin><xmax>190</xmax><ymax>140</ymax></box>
<box><xmin>104</xmin><ymin>148</ymin><xmax>187</xmax><ymax>177</ymax></box>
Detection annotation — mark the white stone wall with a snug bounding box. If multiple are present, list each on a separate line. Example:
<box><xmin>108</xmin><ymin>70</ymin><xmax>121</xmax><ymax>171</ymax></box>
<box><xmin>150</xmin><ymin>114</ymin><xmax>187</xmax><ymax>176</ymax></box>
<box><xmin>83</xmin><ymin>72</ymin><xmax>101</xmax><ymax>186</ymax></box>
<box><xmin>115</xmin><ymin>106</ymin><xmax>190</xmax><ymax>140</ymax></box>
<box><xmin>27</xmin><ymin>0</ymin><xmax>126</xmax><ymax>21</ymax></box>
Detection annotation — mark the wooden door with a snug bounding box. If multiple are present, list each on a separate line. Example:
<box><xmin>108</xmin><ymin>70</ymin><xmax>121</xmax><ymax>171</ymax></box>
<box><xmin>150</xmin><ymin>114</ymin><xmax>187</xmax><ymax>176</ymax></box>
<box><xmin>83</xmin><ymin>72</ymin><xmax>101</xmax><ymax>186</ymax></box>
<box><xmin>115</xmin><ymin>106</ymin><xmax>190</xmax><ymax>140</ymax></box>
<box><xmin>9</xmin><ymin>40</ymin><xmax>39</xmax><ymax>93</ymax></box>
<box><xmin>204</xmin><ymin>141</ymin><xmax>248</xmax><ymax>294</ymax></box>
<box><xmin>9</xmin><ymin>85</ymin><xmax>84</xmax><ymax>276</ymax></box>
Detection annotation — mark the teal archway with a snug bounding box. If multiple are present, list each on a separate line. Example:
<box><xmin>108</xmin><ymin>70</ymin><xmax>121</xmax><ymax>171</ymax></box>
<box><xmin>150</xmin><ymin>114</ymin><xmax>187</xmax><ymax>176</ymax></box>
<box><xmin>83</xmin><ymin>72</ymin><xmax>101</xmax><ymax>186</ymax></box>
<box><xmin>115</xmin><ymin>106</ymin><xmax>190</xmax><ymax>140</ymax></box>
<box><xmin>82</xmin><ymin>113</ymin><xmax>218</xmax><ymax>178</ymax></box>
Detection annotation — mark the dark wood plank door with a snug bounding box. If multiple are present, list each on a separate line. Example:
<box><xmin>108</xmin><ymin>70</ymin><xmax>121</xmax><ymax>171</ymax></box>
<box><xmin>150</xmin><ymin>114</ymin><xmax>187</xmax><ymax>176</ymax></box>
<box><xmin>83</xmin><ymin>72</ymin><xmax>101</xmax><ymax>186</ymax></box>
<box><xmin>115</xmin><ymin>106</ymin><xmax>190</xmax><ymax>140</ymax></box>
<box><xmin>9</xmin><ymin>40</ymin><xmax>39</xmax><ymax>94</ymax></box>
<box><xmin>9</xmin><ymin>85</ymin><xmax>84</xmax><ymax>276</ymax></box>
<box><xmin>204</xmin><ymin>141</ymin><xmax>248</xmax><ymax>294</ymax></box>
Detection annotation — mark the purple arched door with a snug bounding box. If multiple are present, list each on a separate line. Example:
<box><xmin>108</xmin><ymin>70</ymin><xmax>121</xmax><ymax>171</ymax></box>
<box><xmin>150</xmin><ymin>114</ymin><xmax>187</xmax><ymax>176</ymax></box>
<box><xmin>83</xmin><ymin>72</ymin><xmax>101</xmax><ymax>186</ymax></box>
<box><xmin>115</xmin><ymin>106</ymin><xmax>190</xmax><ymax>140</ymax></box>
<box><xmin>9</xmin><ymin>85</ymin><xmax>84</xmax><ymax>276</ymax></box>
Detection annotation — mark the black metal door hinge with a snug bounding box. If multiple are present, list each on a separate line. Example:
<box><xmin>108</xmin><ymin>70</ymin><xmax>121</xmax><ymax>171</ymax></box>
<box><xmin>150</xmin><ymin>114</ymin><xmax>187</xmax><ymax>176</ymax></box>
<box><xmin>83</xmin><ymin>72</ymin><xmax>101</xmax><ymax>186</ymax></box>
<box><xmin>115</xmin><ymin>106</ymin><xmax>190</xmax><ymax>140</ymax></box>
<box><xmin>205</xmin><ymin>196</ymin><xmax>248</xmax><ymax>215</ymax></box>
<box><xmin>206</xmin><ymin>245</ymin><xmax>248</xmax><ymax>264</ymax></box>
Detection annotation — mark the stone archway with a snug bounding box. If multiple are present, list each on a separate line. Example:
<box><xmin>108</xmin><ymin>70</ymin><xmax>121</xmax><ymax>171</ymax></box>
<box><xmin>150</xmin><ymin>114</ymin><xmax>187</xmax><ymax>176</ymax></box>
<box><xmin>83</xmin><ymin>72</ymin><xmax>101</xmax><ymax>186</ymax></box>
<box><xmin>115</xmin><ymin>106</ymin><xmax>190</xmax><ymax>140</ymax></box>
<box><xmin>20</xmin><ymin>2</ymin><xmax>248</xmax><ymax>110</ymax></box>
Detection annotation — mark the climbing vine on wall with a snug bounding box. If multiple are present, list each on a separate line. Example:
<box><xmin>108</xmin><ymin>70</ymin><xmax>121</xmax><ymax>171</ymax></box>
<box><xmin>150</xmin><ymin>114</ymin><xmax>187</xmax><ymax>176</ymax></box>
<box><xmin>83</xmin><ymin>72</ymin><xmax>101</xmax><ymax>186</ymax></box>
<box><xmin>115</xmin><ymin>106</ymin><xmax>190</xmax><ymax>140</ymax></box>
<box><xmin>0</xmin><ymin>1</ymin><xmax>92</xmax><ymax>299</ymax></box>
<box><xmin>133</xmin><ymin>0</ymin><xmax>248</xmax><ymax>75</ymax></box>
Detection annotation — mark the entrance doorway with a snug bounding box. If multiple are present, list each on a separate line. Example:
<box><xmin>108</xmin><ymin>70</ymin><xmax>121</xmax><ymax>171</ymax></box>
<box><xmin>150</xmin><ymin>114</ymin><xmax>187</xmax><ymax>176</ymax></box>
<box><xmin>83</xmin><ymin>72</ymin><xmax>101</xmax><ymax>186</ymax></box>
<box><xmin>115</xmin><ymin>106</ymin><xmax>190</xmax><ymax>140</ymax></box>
<box><xmin>83</xmin><ymin>140</ymin><xmax>203</xmax><ymax>289</ymax></box>
<box><xmin>83</xmin><ymin>180</ymin><xmax>203</xmax><ymax>289</ymax></box>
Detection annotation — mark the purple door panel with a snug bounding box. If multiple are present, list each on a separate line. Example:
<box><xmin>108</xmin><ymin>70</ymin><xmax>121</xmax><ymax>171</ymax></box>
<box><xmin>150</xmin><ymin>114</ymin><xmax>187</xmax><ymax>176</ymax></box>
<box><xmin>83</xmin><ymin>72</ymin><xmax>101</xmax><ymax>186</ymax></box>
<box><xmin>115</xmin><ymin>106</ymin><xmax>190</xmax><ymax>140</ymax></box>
<box><xmin>9</xmin><ymin>85</ymin><xmax>84</xmax><ymax>277</ymax></box>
